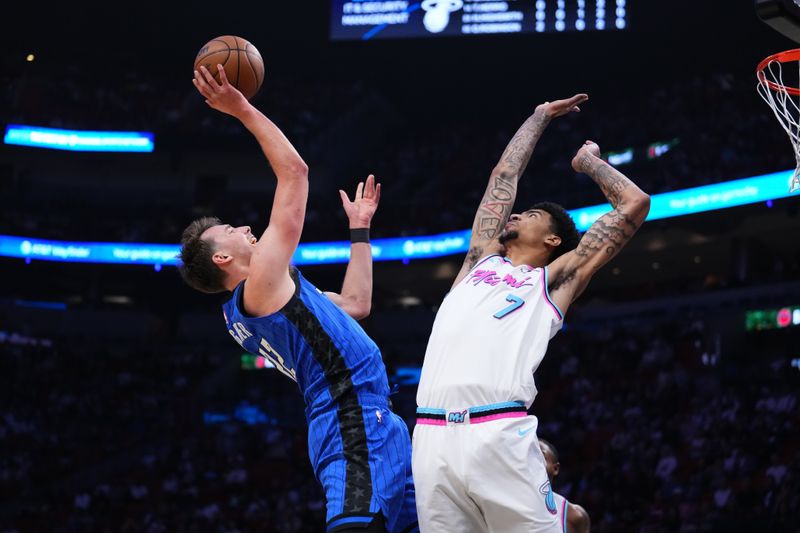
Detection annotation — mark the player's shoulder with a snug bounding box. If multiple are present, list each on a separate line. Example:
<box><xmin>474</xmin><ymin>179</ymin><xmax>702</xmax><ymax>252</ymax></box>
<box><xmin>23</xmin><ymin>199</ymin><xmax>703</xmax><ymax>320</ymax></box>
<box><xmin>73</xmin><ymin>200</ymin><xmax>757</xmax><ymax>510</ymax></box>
<box><xmin>569</xmin><ymin>501</ymin><xmax>589</xmax><ymax>515</ymax></box>
<box><xmin>551</xmin><ymin>490</ymin><xmax>567</xmax><ymax>506</ymax></box>
<box><xmin>567</xmin><ymin>501</ymin><xmax>591</xmax><ymax>531</ymax></box>
<box><xmin>290</xmin><ymin>269</ymin><xmax>331</xmax><ymax>303</ymax></box>
<box><xmin>474</xmin><ymin>253</ymin><xmax>534</xmax><ymax>272</ymax></box>
<box><xmin>491</xmin><ymin>254</ymin><xmax>544</xmax><ymax>270</ymax></box>
<box><xmin>473</xmin><ymin>252</ymin><xmax>503</xmax><ymax>267</ymax></box>
<box><xmin>289</xmin><ymin>266</ymin><xmax>322</xmax><ymax>294</ymax></box>
<box><xmin>221</xmin><ymin>281</ymin><xmax>244</xmax><ymax>318</ymax></box>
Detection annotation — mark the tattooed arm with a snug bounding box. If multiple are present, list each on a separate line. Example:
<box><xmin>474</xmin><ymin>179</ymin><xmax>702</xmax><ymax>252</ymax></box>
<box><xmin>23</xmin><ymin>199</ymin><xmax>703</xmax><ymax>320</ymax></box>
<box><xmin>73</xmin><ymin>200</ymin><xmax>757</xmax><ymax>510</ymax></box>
<box><xmin>451</xmin><ymin>93</ymin><xmax>589</xmax><ymax>288</ymax></box>
<box><xmin>548</xmin><ymin>141</ymin><xmax>651</xmax><ymax>315</ymax></box>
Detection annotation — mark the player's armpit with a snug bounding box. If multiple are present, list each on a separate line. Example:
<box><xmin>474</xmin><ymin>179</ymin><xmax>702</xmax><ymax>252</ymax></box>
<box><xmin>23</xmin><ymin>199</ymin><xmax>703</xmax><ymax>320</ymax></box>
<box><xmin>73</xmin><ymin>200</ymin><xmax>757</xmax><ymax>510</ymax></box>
<box><xmin>451</xmin><ymin>242</ymin><xmax>503</xmax><ymax>289</ymax></box>
<box><xmin>241</xmin><ymin>266</ymin><xmax>296</xmax><ymax>317</ymax></box>
<box><xmin>324</xmin><ymin>291</ymin><xmax>370</xmax><ymax>320</ymax></box>
<box><xmin>547</xmin><ymin>197</ymin><xmax>649</xmax><ymax>314</ymax></box>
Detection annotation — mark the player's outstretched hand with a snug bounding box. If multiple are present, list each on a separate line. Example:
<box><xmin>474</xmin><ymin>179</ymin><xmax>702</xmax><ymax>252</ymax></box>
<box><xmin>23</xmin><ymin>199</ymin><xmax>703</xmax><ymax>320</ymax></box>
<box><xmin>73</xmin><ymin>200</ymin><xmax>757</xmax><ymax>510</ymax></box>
<box><xmin>571</xmin><ymin>140</ymin><xmax>602</xmax><ymax>173</ymax></box>
<box><xmin>536</xmin><ymin>93</ymin><xmax>589</xmax><ymax>119</ymax></box>
<box><xmin>339</xmin><ymin>174</ymin><xmax>381</xmax><ymax>229</ymax></box>
<box><xmin>193</xmin><ymin>64</ymin><xmax>250</xmax><ymax>118</ymax></box>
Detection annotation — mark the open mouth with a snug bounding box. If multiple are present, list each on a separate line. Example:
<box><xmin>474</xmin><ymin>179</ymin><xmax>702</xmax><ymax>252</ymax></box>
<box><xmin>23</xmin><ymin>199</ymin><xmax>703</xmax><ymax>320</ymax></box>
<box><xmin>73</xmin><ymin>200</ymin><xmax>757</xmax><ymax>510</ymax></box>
<box><xmin>249</xmin><ymin>236</ymin><xmax>257</xmax><ymax>245</ymax></box>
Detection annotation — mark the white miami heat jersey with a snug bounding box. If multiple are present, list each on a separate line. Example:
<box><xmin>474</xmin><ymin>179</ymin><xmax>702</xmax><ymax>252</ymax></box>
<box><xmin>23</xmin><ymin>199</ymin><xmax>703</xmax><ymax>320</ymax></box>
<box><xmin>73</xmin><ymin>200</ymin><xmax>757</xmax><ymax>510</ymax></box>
<box><xmin>552</xmin><ymin>492</ymin><xmax>569</xmax><ymax>533</ymax></box>
<box><xmin>417</xmin><ymin>254</ymin><xmax>564</xmax><ymax>409</ymax></box>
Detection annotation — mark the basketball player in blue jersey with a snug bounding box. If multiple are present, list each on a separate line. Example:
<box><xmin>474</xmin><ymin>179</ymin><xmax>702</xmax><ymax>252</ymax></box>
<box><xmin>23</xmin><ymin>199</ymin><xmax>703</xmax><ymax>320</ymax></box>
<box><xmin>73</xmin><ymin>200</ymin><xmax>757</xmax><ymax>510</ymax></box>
<box><xmin>538</xmin><ymin>438</ymin><xmax>590</xmax><ymax>533</ymax></box>
<box><xmin>178</xmin><ymin>65</ymin><xmax>417</xmax><ymax>533</ymax></box>
<box><xmin>413</xmin><ymin>93</ymin><xmax>650</xmax><ymax>532</ymax></box>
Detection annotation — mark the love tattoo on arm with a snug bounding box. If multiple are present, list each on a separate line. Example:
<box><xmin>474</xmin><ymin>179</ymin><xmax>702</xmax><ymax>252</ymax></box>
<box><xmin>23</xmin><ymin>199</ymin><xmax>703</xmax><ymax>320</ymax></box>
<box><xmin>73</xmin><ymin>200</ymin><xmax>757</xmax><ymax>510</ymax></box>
<box><xmin>465</xmin><ymin>111</ymin><xmax>551</xmax><ymax>269</ymax></box>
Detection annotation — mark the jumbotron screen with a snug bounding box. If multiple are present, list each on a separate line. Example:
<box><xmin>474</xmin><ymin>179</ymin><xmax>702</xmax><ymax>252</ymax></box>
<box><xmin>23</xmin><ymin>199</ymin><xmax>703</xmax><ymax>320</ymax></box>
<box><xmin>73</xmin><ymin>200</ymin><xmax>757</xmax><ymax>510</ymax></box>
<box><xmin>330</xmin><ymin>0</ymin><xmax>629</xmax><ymax>40</ymax></box>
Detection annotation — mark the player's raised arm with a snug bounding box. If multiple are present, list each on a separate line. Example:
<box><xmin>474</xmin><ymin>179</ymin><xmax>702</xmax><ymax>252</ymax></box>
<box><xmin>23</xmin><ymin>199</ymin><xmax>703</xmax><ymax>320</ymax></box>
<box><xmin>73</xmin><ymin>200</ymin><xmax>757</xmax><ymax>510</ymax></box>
<box><xmin>193</xmin><ymin>64</ymin><xmax>309</xmax><ymax>314</ymax></box>
<box><xmin>548</xmin><ymin>140</ymin><xmax>651</xmax><ymax>315</ymax></box>
<box><xmin>325</xmin><ymin>174</ymin><xmax>381</xmax><ymax>320</ymax></box>
<box><xmin>451</xmin><ymin>94</ymin><xmax>589</xmax><ymax>288</ymax></box>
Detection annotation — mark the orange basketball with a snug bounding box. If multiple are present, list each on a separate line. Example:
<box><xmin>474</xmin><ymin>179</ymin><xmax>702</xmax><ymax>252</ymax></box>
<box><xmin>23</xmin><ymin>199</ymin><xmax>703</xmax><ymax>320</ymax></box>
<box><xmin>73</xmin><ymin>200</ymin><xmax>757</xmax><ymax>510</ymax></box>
<box><xmin>193</xmin><ymin>35</ymin><xmax>264</xmax><ymax>100</ymax></box>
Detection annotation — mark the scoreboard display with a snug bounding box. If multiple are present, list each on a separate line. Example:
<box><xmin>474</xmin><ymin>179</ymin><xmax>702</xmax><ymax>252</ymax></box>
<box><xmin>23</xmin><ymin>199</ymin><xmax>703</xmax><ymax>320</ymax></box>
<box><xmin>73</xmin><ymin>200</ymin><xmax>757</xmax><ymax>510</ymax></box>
<box><xmin>330</xmin><ymin>0</ymin><xmax>629</xmax><ymax>40</ymax></box>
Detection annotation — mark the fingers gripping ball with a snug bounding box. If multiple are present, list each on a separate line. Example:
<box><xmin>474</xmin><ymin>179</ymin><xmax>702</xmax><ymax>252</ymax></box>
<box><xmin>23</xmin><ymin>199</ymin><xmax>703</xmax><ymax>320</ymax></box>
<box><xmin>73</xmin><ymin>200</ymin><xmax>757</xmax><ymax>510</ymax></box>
<box><xmin>194</xmin><ymin>35</ymin><xmax>264</xmax><ymax>100</ymax></box>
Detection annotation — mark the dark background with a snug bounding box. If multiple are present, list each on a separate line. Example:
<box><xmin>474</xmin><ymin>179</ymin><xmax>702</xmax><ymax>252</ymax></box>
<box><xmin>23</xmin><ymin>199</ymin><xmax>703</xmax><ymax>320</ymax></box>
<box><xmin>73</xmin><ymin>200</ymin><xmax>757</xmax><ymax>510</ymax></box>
<box><xmin>1</xmin><ymin>2</ymin><xmax>799</xmax><ymax>532</ymax></box>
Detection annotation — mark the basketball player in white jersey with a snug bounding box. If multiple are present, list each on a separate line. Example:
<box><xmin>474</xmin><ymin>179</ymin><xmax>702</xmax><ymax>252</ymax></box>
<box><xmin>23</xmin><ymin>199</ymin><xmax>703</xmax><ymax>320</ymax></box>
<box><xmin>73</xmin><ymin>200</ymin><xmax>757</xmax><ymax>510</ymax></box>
<box><xmin>538</xmin><ymin>438</ymin><xmax>590</xmax><ymax>533</ymax></box>
<box><xmin>412</xmin><ymin>93</ymin><xmax>650</xmax><ymax>532</ymax></box>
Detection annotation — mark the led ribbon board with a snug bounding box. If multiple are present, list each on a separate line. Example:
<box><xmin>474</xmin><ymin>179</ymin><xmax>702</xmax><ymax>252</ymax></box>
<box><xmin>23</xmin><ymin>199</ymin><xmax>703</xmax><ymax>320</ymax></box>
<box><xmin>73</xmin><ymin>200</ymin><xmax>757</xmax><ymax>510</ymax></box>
<box><xmin>746</xmin><ymin>305</ymin><xmax>800</xmax><ymax>331</ymax></box>
<box><xmin>4</xmin><ymin>125</ymin><xmax>154</xmax><ymax>152</ymax></box>
<box><xmin>0</xmin><ymin>239</ymin><xmax>180</xmax><ymax>265</ymax></box>
<box><xmin>0</xmin><ymin>232</ymin><xmax>469</xmax><ymax>266</ymax></box>
<box><xmin>1</xmin><ymin>169</ymin><xmax>797</xmax><ymax>266</ymax></box>
<box><xmin>567</xmin><ymin>169</ymin><xmax>797</xmax><ymax>232</ymax></box>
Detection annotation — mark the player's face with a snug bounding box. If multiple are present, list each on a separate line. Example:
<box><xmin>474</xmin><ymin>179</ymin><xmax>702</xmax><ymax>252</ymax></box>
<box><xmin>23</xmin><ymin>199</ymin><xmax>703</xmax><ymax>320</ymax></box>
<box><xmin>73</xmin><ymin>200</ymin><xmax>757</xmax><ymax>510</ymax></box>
<box><xmin>499</xmin><ymin>209</ymin><xmax>556</xmax><ymax>248</ymax></box>
<box><xmin>539</xmin><ymin>443</ymin><xmax>559</xmax><ymax>480</ymax></box>
<box><xmin>203</xmin><ymin>224</ymin><xmax>258</xmax><ymax>260</ymax></box>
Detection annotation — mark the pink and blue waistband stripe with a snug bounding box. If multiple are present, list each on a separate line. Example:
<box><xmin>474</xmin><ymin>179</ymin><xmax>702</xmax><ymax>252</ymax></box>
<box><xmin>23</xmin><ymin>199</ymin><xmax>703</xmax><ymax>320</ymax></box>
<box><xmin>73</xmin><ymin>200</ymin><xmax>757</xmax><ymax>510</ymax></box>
<box><xmin>469</xmin><ymin>401</ymin><xmax>525</xmax><ymax>413</ymax></box>
<box><xmin>416</xmin><ymin>401</ymin><xmax>527</xmax><ymax>425</ymax></box>
<box><xmin>415</xmin><ymin>407</ymin><xmax>447</xmax><ymax>426</ymax></box>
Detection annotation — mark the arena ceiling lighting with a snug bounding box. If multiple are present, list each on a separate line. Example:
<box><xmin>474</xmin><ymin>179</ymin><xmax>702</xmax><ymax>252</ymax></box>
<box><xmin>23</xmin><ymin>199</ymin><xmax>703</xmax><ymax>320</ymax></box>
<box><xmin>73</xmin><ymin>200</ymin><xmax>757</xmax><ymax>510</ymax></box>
<box><xmin>0</xmin><ymin>169</ymin><xmax>797</xmax><ymax>267</ymax></box>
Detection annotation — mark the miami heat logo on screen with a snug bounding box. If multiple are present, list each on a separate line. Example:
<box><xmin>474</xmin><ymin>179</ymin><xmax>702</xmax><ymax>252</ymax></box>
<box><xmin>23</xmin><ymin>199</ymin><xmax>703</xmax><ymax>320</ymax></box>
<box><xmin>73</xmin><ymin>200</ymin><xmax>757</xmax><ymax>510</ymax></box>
<box><xmin>421</xmin><ymin>0</ymin><xmax>463</xmax><ymax>33</ymax></box>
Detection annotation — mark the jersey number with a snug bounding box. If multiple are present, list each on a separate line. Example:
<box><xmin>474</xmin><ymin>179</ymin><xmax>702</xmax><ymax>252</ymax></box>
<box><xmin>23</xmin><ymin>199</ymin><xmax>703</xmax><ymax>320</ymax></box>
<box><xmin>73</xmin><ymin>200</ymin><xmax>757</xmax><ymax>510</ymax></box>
<box><xmin>493</xmin><ymin>294</ymin><xmax>525</xmax><ymax>319</ymax></box>
<box><xmin>259</xmin><ymin>338</ymin><xmax>297</xmax><ymax>382</ymax></box>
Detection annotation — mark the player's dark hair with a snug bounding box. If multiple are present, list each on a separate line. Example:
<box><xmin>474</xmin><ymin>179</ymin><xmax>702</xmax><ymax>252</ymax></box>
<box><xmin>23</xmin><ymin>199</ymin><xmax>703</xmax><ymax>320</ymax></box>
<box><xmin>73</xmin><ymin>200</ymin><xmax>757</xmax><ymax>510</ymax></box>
<box><xmin>539</xmin><ymin>438</ymin><xmax>560</xmax><ymax>462</ymax></box>
<box><xmin>530</xmin><ymin>201</ymin><xmax>580</xmax><ymax>262</ymax></box>
<box><xmin>178</xmin><ymin>216</ymin><xmax>228</xmax><ymax>294</ymax></box>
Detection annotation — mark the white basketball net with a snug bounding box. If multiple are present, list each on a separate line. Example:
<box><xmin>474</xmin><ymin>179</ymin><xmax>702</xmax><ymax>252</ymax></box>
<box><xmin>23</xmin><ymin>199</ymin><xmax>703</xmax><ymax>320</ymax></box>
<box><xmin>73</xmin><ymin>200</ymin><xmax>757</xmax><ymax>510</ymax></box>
<box><xmin>757</xmin><ymin>56</ymin><xmax>800</xmax><ymax>192</ymax></box>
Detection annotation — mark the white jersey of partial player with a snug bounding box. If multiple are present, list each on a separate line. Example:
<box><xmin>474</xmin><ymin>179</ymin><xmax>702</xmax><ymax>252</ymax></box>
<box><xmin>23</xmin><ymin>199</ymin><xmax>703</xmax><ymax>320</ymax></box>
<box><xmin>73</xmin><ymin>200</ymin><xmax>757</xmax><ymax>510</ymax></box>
<box><xmin>417</xmin><ymin>254</ymin><xmax>564</xmax><ymax>409</ymax></box>
<box><xmin>552</xmin><ymin>491</ymin><xmax>568</xmax><ymax>533</ymax></box>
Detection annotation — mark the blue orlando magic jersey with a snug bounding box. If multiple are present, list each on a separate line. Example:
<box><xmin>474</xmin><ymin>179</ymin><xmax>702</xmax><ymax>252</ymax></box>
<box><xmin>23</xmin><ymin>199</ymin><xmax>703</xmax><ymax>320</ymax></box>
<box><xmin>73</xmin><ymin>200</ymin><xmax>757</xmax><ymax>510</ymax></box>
<box><xmin>221</xmin><ymin>268</ymin><xmax>417</xmax><ymax>533</ymax></box>
<box><xmin>222</xmin><ymin>267</ymin><xmax>391</xmax><ymax>419</ymax></box>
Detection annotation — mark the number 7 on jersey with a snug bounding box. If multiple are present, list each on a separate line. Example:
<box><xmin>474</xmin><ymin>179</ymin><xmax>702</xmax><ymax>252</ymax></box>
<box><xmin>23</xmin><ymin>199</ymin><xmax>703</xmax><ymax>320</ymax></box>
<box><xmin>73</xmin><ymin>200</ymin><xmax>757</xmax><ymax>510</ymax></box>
<box><xmin>493</xmin><ymin>294</ymin><xmax>525</xmax><ymax>319</ymax></box>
